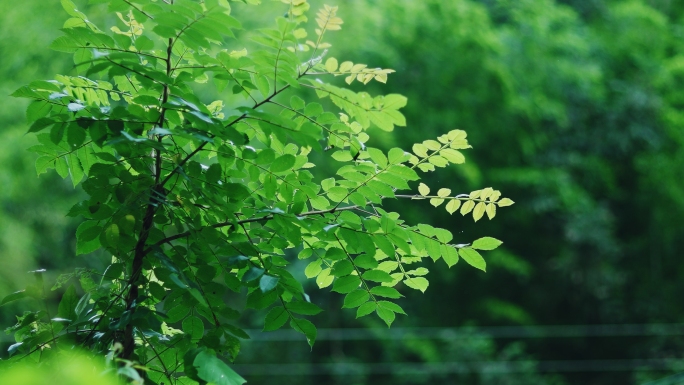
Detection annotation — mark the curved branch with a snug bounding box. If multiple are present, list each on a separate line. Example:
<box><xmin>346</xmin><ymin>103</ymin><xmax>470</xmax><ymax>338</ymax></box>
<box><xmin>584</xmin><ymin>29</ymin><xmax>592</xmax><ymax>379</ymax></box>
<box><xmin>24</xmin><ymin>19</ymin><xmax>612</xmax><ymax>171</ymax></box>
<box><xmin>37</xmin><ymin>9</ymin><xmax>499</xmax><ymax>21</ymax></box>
<box><xmin>143</xmin><ymin>205</ymin><xmax>359</xmax><ymax>255</ymax></box>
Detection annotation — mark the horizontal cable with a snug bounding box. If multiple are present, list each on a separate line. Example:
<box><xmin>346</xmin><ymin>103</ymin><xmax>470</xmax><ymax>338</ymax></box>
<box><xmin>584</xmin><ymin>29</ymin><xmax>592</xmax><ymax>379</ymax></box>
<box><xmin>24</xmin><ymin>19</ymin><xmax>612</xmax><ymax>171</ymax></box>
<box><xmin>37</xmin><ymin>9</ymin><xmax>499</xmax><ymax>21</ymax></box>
<box><xmin>231</xmin><ymin>359</ymin><xmax>684</xmax><ymax>376</ymax></box>
<box><xmin>243</xmin><ymin>323</ymin><xmax>684</xmax><ymax>342</ymax></box>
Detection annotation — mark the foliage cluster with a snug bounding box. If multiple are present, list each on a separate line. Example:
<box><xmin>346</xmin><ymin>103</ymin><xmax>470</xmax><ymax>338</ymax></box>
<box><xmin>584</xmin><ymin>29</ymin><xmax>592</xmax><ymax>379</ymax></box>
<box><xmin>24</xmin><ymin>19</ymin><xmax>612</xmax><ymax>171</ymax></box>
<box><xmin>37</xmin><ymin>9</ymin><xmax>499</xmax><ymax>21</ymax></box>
<box><xmin>1</xmin><ymin>0</ymin><xmax>510</xmax><ymax>383</ymax></box>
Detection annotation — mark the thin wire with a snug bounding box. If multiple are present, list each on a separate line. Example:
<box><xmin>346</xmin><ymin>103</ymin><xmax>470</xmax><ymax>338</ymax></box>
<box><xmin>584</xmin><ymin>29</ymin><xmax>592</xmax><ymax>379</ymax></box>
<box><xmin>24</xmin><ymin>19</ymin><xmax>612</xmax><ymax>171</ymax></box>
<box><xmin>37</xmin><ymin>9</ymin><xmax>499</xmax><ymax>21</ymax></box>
<box><xmin>229</xmin><ymin>359</ymin><xmax>684</xmax><ymax>376</ymax></box>
<box><xmin>240</xmin><ymin>324</ymin><xmax>684</xmax><ymax>342</ymax></box>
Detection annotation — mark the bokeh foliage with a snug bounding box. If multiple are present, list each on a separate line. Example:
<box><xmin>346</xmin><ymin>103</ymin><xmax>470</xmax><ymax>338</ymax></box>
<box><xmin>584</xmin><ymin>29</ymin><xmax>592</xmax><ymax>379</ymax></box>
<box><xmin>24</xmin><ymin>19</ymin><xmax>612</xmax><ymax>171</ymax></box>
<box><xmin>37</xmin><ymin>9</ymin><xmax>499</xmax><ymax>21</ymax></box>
<box><xmin>2</xmin><ymin>0</ymin><xmax>684</xmax><ymax>384</ymax></box>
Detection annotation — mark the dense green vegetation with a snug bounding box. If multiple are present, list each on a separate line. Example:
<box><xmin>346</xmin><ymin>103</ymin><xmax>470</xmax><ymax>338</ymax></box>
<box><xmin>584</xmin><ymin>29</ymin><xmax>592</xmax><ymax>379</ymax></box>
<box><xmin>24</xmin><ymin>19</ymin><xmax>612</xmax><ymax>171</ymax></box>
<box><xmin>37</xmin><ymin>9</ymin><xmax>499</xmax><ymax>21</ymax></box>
<box><xmin>2</xmin><ymin>0</ymin><xmax>684</xmax><ymax>384</ymax></box>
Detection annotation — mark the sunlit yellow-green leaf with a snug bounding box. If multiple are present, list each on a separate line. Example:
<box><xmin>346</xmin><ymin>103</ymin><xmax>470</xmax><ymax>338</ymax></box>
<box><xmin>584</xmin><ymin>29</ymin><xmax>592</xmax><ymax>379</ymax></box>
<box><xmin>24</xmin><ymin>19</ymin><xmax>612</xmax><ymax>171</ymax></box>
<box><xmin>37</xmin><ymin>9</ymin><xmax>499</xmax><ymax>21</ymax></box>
<box><xmin>325</xmin><ymin>57</ymin><xmax>338</xmax><ymax>72</ymax></box>
<box><xmin>486</xmin><ymin>203</ymin><xmax>496</xmax><ymax>219</ymax></box>
<box><xmin>473</xmin><ymin>202</ymin><xmax>486</xmax><ymax>222</ymax></box>
<box><xmin>404</xmin><ymin>277</ymin><xmax>429</xmax><ymax>292</ymax></box>
<box><xmin>480</xmin><ymin>187</ymin><xmax>494</xmax><ymax>200</ymax></box>
<box><xmin>412</xmin><ymin>143</ymin><xmax>428</xmax><ymax>158</ymax></box>
<box><xmin>459</xmin><ymin>248</ymin><xmax>486</xmax><ymax>272</ymax></box>
<box><xmin>445</xmin><ymin>199</ymin><xmax>461</xmax><ymax>214</ymax></box>
<box><xmin>497</xmin><ymin>197</ymin><xmax>515</xmax><ymax>207</ymax></box>
<box><xmin>316</xmin><ymin>268</ymin><xmax>333</xmax><ymax>288</ymax></box>
<box><xmin>460</xmin><ymin>200</ymin><xmax>475</xmax><ymax>215</ymax></box>
<box><xmin>418</xmin><ymin>183</ymin><xmax>430</xmax><ymax>196</ymax></box>
<box><xmin>423</xmin><ymin>140</ymin><xmax>441</xmax><ymax>151</ymax></box>
<box><xmin>472</xmin><ymin>237</ymin><xmax>503</xmax><ymax>251</ymax></box>
<box><xmin>430</xmin><ymin>198</ymin><xmax>444</xmax><ymax>207</ymax></box>
<box><xmin>437</xmin><ymin>188</ymin><xmax>451</xmax><ymax>198</ymax></box>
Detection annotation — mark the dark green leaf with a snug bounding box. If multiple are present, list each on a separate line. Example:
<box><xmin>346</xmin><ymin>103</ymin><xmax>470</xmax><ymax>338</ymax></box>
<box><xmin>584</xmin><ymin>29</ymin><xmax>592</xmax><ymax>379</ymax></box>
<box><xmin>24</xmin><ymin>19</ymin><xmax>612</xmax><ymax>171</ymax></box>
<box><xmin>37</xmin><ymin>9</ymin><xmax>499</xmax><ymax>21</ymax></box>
<box><xmin>1</xmin><ymin>290</ymin><xmax>27</xmax><ymax>306</ymax></box>
<box><xmin>287</xmin><ymin>301</ymin><xmax>323</xmax><ymax>316</ymax></box>
<box><xmin>183</xmin><ymin>316</ymin><xmax>205</xmax><ymax>340</ymax></box>
<box><xmin>57</xmin><ymin>284</ymin><xmax>78</xmax><ymax>321</ymax></box>
<box><xmin>194</xmin><ymin>350</ymin><xmax>246</xmax><ymax>385</ymax></box>
<box><xmin>243</xmin><ymin>266</ymin><xmax>265</xmax><ymax>282</ymax></box>
<box><xmin>264</xmin><ymin>306</ymin><xmax>289</xmax><ymax>331</ymax></box>
<box><xmin>259</xmin><ymin>274</ymin><xmax>279</xmax><ymax>292</ymax></box>
<box><xmin>290</xmin><ymin>318</ymin><xmax>317</xmax><ymax>348</ymax></box>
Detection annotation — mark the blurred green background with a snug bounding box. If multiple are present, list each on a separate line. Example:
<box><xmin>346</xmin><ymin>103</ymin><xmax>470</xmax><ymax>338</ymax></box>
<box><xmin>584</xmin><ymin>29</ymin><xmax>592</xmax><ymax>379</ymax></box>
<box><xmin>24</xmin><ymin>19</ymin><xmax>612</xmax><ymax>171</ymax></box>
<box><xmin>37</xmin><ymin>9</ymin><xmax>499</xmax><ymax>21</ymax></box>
<box><xmin>3</xmin><ymin>0</ymin><xmax>684</xmax><ymax>384</ymax></box>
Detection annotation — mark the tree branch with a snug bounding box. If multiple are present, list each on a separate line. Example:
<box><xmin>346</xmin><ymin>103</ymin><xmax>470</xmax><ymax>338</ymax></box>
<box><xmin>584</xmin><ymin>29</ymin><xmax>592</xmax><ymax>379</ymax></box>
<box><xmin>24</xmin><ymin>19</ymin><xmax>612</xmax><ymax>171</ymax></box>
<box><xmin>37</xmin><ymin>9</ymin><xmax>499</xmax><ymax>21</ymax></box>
<box><xmin>143</xmin><ymin>205</ymin><xmax>359</xmax><ymax>255</ymax></box>
<box><xmin>121</xmin><ymin>37</ymin><xmax>173</xmax><ymax>363</ymax></box>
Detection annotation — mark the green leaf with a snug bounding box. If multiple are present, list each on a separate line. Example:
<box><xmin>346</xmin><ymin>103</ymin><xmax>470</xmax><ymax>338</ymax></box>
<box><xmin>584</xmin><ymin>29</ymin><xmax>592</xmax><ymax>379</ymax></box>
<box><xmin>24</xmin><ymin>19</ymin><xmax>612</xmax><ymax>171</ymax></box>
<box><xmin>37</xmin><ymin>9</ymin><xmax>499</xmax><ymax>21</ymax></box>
<box><xmin>183</xmin><ymin>316</ymin><xmax>205</xmax><ymax>340</ymax></box>
<box><xmin>304</xmin><ymin>103</ymin><xmax>323</xmax><ymax>117</ymax></box>
<box><xmin>460</xmin><ymin>200</ymin><xmax>475</xmax><ymax>215</ymax></box>
<box><xmin>327</xmin><ymin>186</ymin><xmax>348</xmax><ymax>202</ymax></box>
<box><xmin>325</xmin><ymin>57</ymin><xmax>338</xmax><ymax>72</ymax></box>
<box><xmin>361</xmin><ymin>270</ymin><xmax>394</xmax><ymax>283</ymax></box>
<box><xmin>290</xmin><ymin>95</ymin><xmax>305</xmax><ymax>110</ymax></box>
<box><xmin>403</xmin><ymin>277</ymin><xmax>429</xmax><ymax>293</ymax></box>
<box><xmin>243</xmin><ymin>266</ymin><xmax>265</xmax><ymax>282</ymax></box>
<box><xmin>332</xmin><ymin>275</ymin><xmax>361</xmax><ymax>294</ymax></box>
<box><xmin>370</xmin><ymin>286</ymin><xmax>403</xmax><ymax>299</ymax></box>
<box><xmin>356</xmin><ymin>302</ymin><xmax>376</xmax><ymax>318</ymax></box>
<box><xmin>105</xmin><ymin>224</ymin><xmax>120</xmax><ymax>247</ymax></box>
<box><xmin>194</xmin><ymin>350</ymin><xmax>246</xmax><ymax>385</ymax></box>
<box><xmin>1</xmin><ymin>290</ymin><xmax>27</xmax><ymax>306</ymax></box>
<box><xmin>76</xmin><ymin>220</ymin><xmax>101</xmax><ymax>255</ymax></box>
<box><xmin>376</xmin><ymin>307</ymin><xmax>395</xmax><ymax>327</ymax></box>
<box><xmin>270</xmin><ymin>154</ymin><xmax>296</xmax><ymax>173</ymax></box>
<box><xmin>497</xmin><ymin>197</ymin><xmax>515</xmax><ymax>207</ymax></box>
<box><xmin>325</xmin><ymin>248</ymin><xmax>346</xmax><ymax>261</ymax></box>
<box><xmin>263</xmin><ymin>306</ymin><xmax>289</xmax><ymax>331</ymax></box>
<box><xmin>472</xmin><ymin>237</ymin><xmax>503</xmax><ymax>251</ymax></box>
<box><xmin>304</xmin><ymin>259</ymin><xmax>322</xmax><ymax>278</ymax></box>
<box><xmin>473</xmin><ymin>201</ymin><xmax>486</xmax><ymax>222</ymax></box>
<box><xmin>259</xmin><ymin>275</ymin><xmax>280</xmax><ymax>292</ymax></box>
<box><xmin>445</xmin><ymin>199</ymin><xmax>461</xmax><ymax>214</ymax></box>
<box><xmin>430</xmin><ymin>198</ymin><xmax>444</xmax><ymax>207</ymax></box>
<box><xmin>343</xmin><ymin>289</ymin><xmax>369</xmax><ymax>308</ymax></box>
<box><xmin>378</xmin><ymin>300</ymin><xmax>406</xmax><ymax>315</ymax></box>
<box><xmin>440</xmin><ymin>148</ymin><xmax>465</xmax><ymax>164</ymax></box>
<box><xmin>367</xmin><ymin>148</ymin><xmax>388</xmax><ymax>168</ymax></box>
<box><xmin>418</xmin><ymin>183</ymin><xmax>430</xmax><ymax>196</ymax></box>
<box><xmin>290</xmin><ymin>318</ymin><xmax>317</xmax><ymax>348</ymax></box>
<box><xmin>387</xmin><ymin>147</ymin><xmax>409</xmax><ymax>164</ymax></box>
<box><xmin>331</xmin><ymin>260</ymin><xmax>354</xmax><ymax>277</ymax></box>
<box><xmin>287</xmin><ymin>301</ymin><xmax>323</xmax><ymax>316</ymax></box>
<box><xmin>76</xmin><ymin>221</ymin><xmax>101</xmax><ymax>243</ymax></box>
<box><xmin>413</xmin><ymin>143</ymin><xmax>428</xmax><ymax>158</ymax></box>
<box><xmin>26</xmin><ymin>101</ymin><xmax>52</xmax><ymax>123</ymax></box>
<box><xmin>459</xmin><ymin>248</ymin><xmax>486</xmax><ymax>272</ymax></box>
<box><xmin>441</xmin><ymin>245</ymin><xmax>459</xmax><ymax>267</ymax></box>
<box><xmin>57</xmin><ymin>285</ymin><xmax>78</xmax><ymax>321</ymax></box>
<box><xmin>383</xmin><ymin>94</ymin><xmax>407</xmax><ymax>109</ymax></box>
<box><xmin>315</xmin><ymin>268</ymin><xmax>334</xmax><ymax>288</ymax></box>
